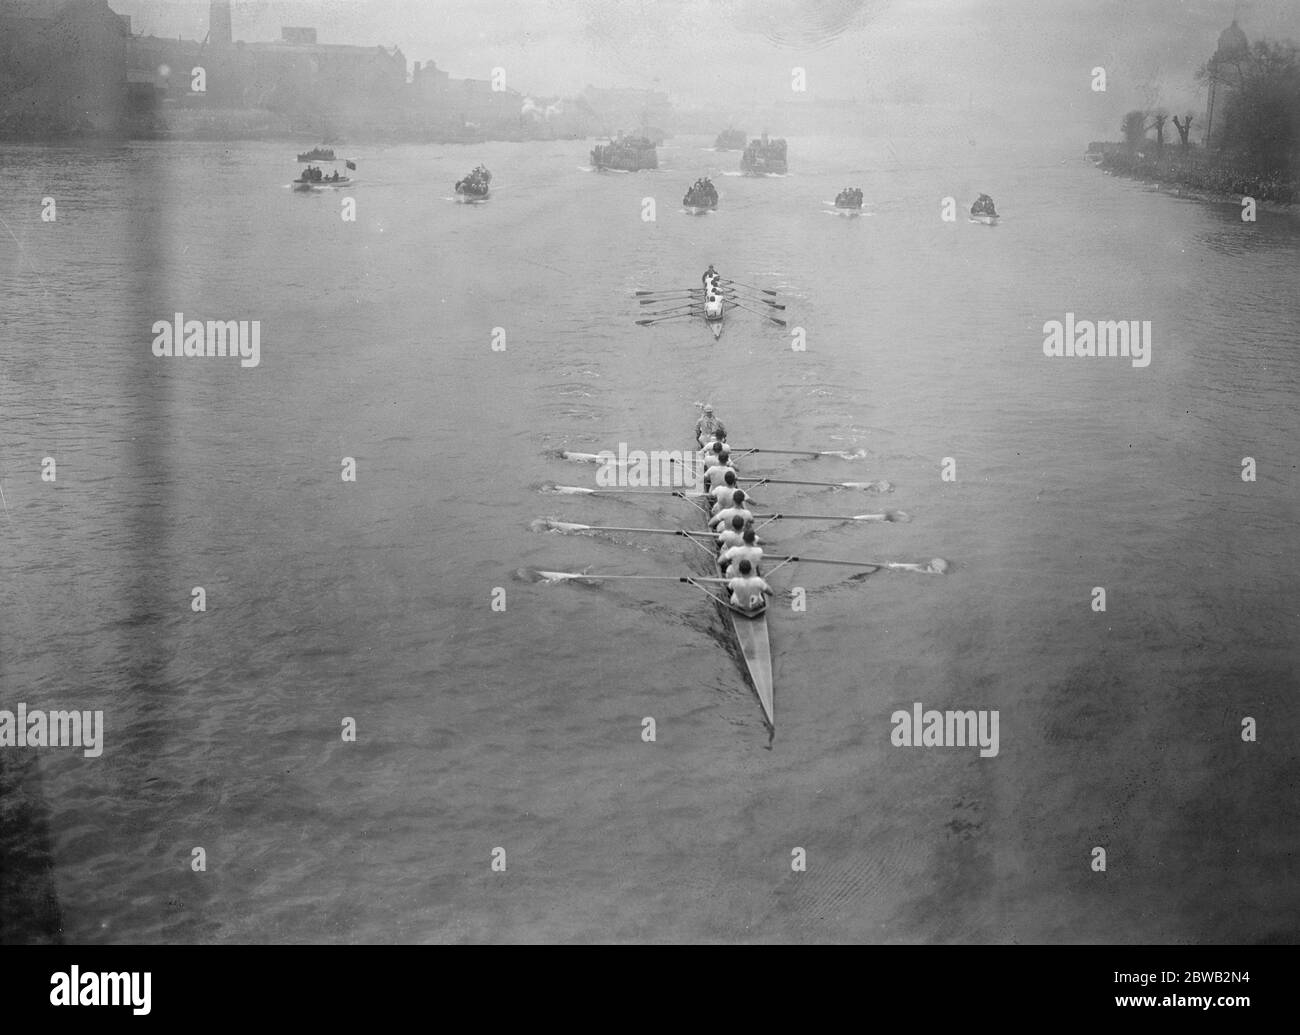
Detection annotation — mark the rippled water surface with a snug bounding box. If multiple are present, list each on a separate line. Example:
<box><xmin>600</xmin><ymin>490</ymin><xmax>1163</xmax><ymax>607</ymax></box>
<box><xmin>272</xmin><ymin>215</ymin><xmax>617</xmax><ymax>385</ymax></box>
<box><xmin>0</xmin><ymin>136</ymin><xmax>1296</xmax><ymax>943</ymax></box>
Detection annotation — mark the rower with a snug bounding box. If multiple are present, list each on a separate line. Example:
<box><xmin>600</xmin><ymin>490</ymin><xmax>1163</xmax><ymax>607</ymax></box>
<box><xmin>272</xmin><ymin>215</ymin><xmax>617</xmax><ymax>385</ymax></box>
<box><xmin>709</xmin><ymin>490</ymin><xmax>753</xmax><ymax>532</ymax></box>
<box><xmin>718</xmin><ymin>528</ymin><xmax>763</xmax><ymax>577</ymax></box>
<box><xmin>715</xmin><ymin>514</ymin><xmax>748</xmax><ymax>552</ymax></box>
<box><xmin>695</xmin><ymin>405</ymin><xmax>726</xmax><ymax>448</ymax></box>
<box><xmin>726</xmin><ymin>559</ymin><xmax>771</xmax><ymax>614</ymax></box>
<box><xmin>700</xmin><ymin>429</ymin><xmax>728</xmax><ymax>455</ymax></box>
<box><xmin>701</xmin><ymin>263</ymin><xmax>717</xmax><ymax>288</ymax></box>
<box><xmin>702</xmin><ymin>449</ymin><xmax>733</xmax><ymax>493</ymax></box>
<box><xmin>709</xmin><ymin>469</ymin><xmax>752</xmax><ymax>514</ymax></box>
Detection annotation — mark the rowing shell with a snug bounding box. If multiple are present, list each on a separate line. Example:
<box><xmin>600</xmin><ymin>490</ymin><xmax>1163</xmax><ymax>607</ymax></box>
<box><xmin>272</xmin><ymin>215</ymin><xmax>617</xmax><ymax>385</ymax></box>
<box><xmin>689</xmin><ymin>447</ymin><xmax>774</xmax><ymax>725</ymax></box>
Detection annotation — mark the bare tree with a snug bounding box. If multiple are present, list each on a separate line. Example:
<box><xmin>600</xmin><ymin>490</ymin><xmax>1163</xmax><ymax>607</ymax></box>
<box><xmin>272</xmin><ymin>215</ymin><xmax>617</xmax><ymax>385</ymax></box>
<box><xmin>1151</xmin><ymin>111</ymin><xmax>1168</xmax><ymax>152</ymax></box>
<box><xmin>1171</xmin><ymin>114</ymin><xmax>1193</xmax><ymax>147</ymax></box>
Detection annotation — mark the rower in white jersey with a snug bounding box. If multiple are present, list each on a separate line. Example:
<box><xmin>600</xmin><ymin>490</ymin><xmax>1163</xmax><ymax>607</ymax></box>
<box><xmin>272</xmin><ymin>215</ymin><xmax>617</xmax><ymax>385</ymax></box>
<box><xmin>718</xmin><ymin>527</ymin><xmax>763</xmax><ymax>577</ymax></box>
<box><xmin>726</xmin><ymin>559</ymin><xmax>772</xmax><ymax>614</ymax></box>
<box><xmin>708</xmin><ymin>490</ymin><xmax>753</xmax><ymax>533</ymax></box>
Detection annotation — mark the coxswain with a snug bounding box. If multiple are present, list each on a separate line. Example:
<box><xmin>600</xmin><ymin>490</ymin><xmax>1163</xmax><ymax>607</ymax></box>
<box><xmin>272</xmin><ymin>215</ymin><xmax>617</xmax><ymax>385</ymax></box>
<box><xmin>701</xmin><ymin>264</ymin><xmax>718</xmax><ymax>288</ymax></box>
<box><xmin>726</xmin><ymin>559</ymin><xmax>771</xmax><ymax>614</ymax></box>
<box><xmin>718</xmin><ymin>528</ymin><xmax>763</xmax><ymax>577</ymax></box>
<box><xmin>709</xmin><ymin>490</ymin><xmax>753</xmax><ymax>532</ymax></box>
<box><xmin>695</xmin><ymin>404</ymin><xmax>726</xmax><ymax>448</ymax></box>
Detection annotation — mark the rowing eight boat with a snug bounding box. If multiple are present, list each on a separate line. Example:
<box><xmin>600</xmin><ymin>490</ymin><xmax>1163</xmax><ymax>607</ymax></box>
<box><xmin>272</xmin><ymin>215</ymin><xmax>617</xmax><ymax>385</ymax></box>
<box><xmin>537</xmin><ymin>420</ymin><xmax>949</xmax><ymax>730</ymax></box>
<box><xmin>685</xmin><ymin>462</ymin><xmax>774</xmax><ymax>724</ymax></box>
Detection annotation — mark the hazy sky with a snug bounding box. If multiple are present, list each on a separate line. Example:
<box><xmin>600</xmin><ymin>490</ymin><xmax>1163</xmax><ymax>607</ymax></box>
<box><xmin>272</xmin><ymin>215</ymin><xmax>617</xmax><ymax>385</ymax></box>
<box><xmin>114</xmin><ymin>0</ymin><xmax>1300</xmax><ymax>135</ymax></box>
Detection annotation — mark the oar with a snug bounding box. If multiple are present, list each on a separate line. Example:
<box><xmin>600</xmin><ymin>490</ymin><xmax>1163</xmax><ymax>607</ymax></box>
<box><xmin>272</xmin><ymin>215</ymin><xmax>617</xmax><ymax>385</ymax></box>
<box><xmin>535</xmin><ymin>571</ymin><xmax>700</xmax><ymax>583</ymax></box>
<box><xmin>639</xmin><ymin>292</ymin><xmax>772</xmax><ymax>305</ymax></box>
<box><xmin>548</xmin><ymin>484</ymin><xmax>706</xmax><ymax>497</ymax></box>
<box><xmin>539</xmin><ymin>519</ymin><xmax>713</xmax><ymax>538</ymax></box>
<box><xmin>751</xmin><ymin>511</ymin><xmax>911</xmax><ymax>522</ymax></box>
<box><xmin>534</xmin><ymin>570</ymin><xmax>731</xmax><ymax>585</ymax></box>
<box><xmin>641</xmin><ymin>303</ymin><xmax>702</xmax><ymax>317</ymax></box>
<box><xmin>636</xmin><ymin>312</ymin><xmax>702</xmax><ymax>326</ymax></box>
<box><xmin>766</xmin><ymin>554</ymin><xmax>949</xmax><ymax>573</ymax></box>
<box><xmin>742</xmin><ymin>477</ymin><xmax>892</xmax><ymax>491</ymax></box>
<box><xmin>729</xmin><ymin>446</ymin><xmax>868</xmax><ymax>459</ymax></box>
<box><xmin>718</xmin><ymin>278</ymin><xmax>778</xmax><ymax>296</ymax></box>
<box><xmin>699</xmin><ymin>288</ymin><xmax>785</xmax><ymax>310</ymax></box>
<box><xmin>727</xmin><ymin>300</ymin><xmax>786</xmax><ymax>326</ymax></box>
<box><xmin>708</xmin><ymin>292</ymin><xmax>785</xmax><ymax>310</ymax></box>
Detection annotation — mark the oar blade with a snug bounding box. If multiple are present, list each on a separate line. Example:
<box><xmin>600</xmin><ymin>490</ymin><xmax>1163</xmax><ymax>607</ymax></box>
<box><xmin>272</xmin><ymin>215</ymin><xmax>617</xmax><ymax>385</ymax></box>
<box><xmin>539</xmin><ymin>519</ymin><xmax>593</xmax><ymax>532</ymax></box>
<box><xmin>534</xmin><ymin>569</ymin><xmax>587</xmax><ymax>582</ymax></box>
<box><xmin>841</xmin><ymin>481</ymin><xmax>892</xmax><ymax>491</ymax></box>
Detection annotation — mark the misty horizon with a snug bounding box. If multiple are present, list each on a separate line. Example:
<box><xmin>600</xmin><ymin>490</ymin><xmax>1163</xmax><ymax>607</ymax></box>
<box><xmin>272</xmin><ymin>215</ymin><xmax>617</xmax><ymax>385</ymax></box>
<box><xmin>104</xmin><ymin>0</ymin><xmax>1300</xmax><ymax>144</ymax></box>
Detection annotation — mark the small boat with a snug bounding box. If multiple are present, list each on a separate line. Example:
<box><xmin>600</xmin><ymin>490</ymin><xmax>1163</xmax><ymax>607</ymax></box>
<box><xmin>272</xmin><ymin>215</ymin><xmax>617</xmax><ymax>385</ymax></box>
<box><xmin>591</xmin><ymin>135</ymin><xmax>658</xmax><ymax>172</ymax></box>
<box><xmin>970</xmin><ymin>194</ymin><xmax>999</xmax><ymax>224</ymax></box>
<box><xmin>833</xmin><ymin>188</ymin><xmax>864</xmax><ymax>211</ymax></box>
<box><xmin>683</xmin><ymin>177</ymin><xmax>718</xmax><ymax>214</ymax></box>
<box><xmin>292</xmin><ymin>165</ymin><xmax>351</xmax><ymax>190</ymax></box>
<box><xmin>455</xmin><ymin>166</ymin><xmax>492</xmax><ymax>202</ymax></box>
<box><xmin>741</xmin><ymin>132</ymin><xmax>788</xmax><ymax>176</ymax></box>
<box><xmin>297</xmin><ymin>147</ymin><xmax>336</xmax><ymax>162</ymax></box>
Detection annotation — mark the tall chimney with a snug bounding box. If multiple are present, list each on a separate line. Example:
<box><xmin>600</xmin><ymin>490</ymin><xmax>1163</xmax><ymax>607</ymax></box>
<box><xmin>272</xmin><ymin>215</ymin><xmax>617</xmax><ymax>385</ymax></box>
<box><xmin>210</xmin><ymin>1</ymin><xmax>232</xmax><ymax>45</ymax></box>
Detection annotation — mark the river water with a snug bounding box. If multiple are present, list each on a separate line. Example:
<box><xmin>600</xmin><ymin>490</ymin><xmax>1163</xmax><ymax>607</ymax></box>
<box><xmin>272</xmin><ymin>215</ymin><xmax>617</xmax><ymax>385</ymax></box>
<box><xmin>0</xmin><ymin>133</ymin><xmax>1296</xmax><ymax>943</ymax></box>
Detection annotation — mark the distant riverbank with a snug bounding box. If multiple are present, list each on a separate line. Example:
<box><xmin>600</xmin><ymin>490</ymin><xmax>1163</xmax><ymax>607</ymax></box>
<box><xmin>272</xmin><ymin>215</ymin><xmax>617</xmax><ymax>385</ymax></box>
<box><xmin>1090</xmin><ymin>143</ymin><xmax>1297</xmax><ymax>206</ymax></box>
<box><xmin>1</xmin><ymin>107</ymin><xmax>584</xmax><ymax>147</ymax></box>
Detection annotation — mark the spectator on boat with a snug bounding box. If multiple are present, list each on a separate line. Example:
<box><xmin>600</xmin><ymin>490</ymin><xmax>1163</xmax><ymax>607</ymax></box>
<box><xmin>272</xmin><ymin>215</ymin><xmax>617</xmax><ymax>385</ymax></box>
<box><xmin>727</xmin><ymin>559</ymin><xmax>771</xmax><ymax>614</ymax></box>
